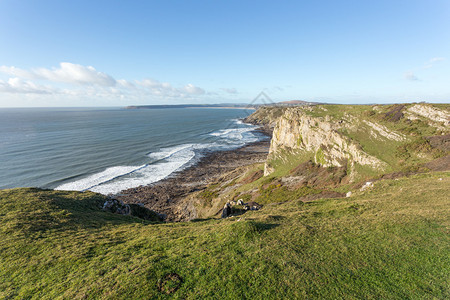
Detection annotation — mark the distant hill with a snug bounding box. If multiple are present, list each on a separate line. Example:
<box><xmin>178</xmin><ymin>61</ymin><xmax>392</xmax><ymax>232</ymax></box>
<box><xmin>126</xmin><ymin>101</ymin><xmax>326</xmax><ymax>109</ymax></box>
<box><xmin>276</xmin><ymin>100</ymin><xmax>325</xmax><ymax>106</ymax></box>
<box><xmin>279</xmin><ymin>100</ymin><xmax>311</xmax><ymax>105</ymax></box>
<box><xmin>125</xmin><ymin>103</ymin><xmax>253</xmax><ymax>109</ymax></box>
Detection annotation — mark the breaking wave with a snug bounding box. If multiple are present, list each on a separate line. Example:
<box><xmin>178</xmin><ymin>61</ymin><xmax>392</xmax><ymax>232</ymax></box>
<box><xmin>56</xmin><ymin>119</ymin><xmax>262</xmax><ymax>195</ymax></box>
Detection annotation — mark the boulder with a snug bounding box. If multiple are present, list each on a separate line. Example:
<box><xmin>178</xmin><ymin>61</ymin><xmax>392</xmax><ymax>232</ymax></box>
<box><xmin>360</xmin><ymin>181</ymin><xmax>374</xmax><ymax>192</ymax></box>
<box><xmin>102</xmin><ymin>198</ymin><xmax>162</xmax><ymax>221</ymax></box>
<box><xmin>243</xmin><ymin>201</ymin><xmax>262</xmax><ymax>211</ymax></box>
<box><xmin>221</xmin><ymin>203</ymin><xmax>232</xmax><ymax>218</ymax></box>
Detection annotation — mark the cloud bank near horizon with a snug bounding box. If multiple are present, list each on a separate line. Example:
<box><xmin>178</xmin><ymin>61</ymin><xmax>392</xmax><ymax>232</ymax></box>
<box><xmin>0</xmin><ymin>57</ymin><xmax>448</xmax><ymax>106</ymax></box>
<box><xmin>0</xmin><ymin>62</ymin><xmax>213</xmax><ymax>104</ymax></box>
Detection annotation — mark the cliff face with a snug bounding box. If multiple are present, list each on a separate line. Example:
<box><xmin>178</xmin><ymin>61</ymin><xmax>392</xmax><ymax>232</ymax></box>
<box><xmin>265</xmin><ymin>107</ymin><xmax>386</xmax><ymax>177</ymax></box>
<box><xmin>253</xmin><ymin>104</ymin><xmax>450</xmax><ymax>180</ymax></box>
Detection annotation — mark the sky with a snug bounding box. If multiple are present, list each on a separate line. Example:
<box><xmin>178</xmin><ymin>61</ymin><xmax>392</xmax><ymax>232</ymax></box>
<box><xmin>0</xmin><ymin>0</ymin><xmax>449</xmax><ymax>107</ymax></box>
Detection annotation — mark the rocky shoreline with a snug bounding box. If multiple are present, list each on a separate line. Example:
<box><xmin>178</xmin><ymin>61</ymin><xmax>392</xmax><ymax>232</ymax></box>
<box><xmin>116</xmin><ymin>128</ymin><xmax>271</xmax><ymax>222</ymax></box>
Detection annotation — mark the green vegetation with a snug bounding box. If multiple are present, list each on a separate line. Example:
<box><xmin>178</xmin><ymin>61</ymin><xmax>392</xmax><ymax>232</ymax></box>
<box><xmin>1</xmin><ymin>173</ymin><xmax>449</xmax><ymax>299</ymax></box>
<box><xmin>396</xmin><ymin>137</ymin><xmax>446</xmax><ymax>160</ymax></box>
<box><xmin>256</xmin><ymin>185</ymin><xmax>322</xmax><ymax>204</ymax></box>
<box><xmin>315</xmin><ymin>147</ymin><xmax>326</xmax><ymax>165</ymax></box>
<box><xmin>198</xmin><ymin>186</ymin><xmax>219</xmax><ymax>202</ymax></box>
<box><xmin>266</xmin><ymin>149</ymin><xmax>315</xmax><ymax>178</ymax></box>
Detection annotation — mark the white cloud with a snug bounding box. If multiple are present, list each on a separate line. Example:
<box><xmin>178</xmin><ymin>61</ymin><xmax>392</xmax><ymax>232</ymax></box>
<box><xmin>0</xmin><ymin>62</ymin><xmax>116</xmax><ymax>86</ymax></box>
<box><xmin>116</xmin><ymin>79</ymin><xmax>135</xmax><ymax>88</ymax></box>
<box><xmin>0</xmin><ymin>62</ymin><xmax>208</xmax><ymax>104</ymax></box>
<box><xmin>183</xmin><ymin>84</ymin><xmax>205</xmax><ymax>95</ymax></box>
<box><xmin>404</xmin><ymin>71</ymin><xmax>419</xmax><ymax>81</ymax></box>
<box><xmin>136</xmin><ymin>79</ymin><xmax>205</xmax><ymax>97</ymax></box>
<box><xmin>221</xmin><ymin>88</ymin><xmax>238</xmax><ymax>94</ymax></box>
<box><xmin>37</xmin><ymin>63</ymin><xmax>116</xmax><ymax>86</ymax></box>
<box><xmin>139</xmin><ymin>78</ymin><xmax>165</xmax><ymax>88</ymax></box>
<box><xmin>0</xmin><ymin>78</ymin><xmax>55</xmax><ymax>94</ymax></box>
<box><xmin>424</xmin><ymin>57</ymin><xmax>445</xmax><ymax>69</ymax></box>
<box><xmin>0</xmin><ymin>66</ymin><xmax>34</xmax><ymax>78</ymax></box>
<box><xmin>429</xmin><ymin>57</ymin><xmax>445</xmax><ymax>63</ymax></box>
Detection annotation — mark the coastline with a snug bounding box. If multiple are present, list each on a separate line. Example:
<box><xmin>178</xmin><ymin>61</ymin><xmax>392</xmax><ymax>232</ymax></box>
<box><xmin>116</xmin><ymin>127</ymin><xmax>271</xmax><ymax>221</ymax></box>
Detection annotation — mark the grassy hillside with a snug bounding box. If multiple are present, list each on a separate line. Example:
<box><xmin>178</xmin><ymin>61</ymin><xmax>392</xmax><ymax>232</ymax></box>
<box><xmin>1</xmin><ymin>172</ymin><xmax>449</xmax><ymax>299</ymax></box>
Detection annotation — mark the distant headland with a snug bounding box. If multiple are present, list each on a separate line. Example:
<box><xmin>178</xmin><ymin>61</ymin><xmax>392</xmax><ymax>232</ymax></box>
<box><xmin>125</xmin><ymin>100</ymin><xmax>321</xmax><ymax>110</ymax></box>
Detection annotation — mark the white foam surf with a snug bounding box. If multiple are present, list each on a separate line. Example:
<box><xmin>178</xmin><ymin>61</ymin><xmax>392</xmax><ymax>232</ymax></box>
<box><xmin>56</xmin><ymin>143</ymin><xmax>212</xmax><ymax>195</ymax></box>
<box><xmin>56</xmin><ymin>119</ymin><xmax>263</xmax><ymax>195</ymax></box>
<box><xmin>56</xmin><ymin>165</ymin><xmax>143</xmax><ymax>192</ymax></box>
<box><xmin>209</xmin><ymin>126</ymin><xmax>259</xmax><ymax>145</ymax></box>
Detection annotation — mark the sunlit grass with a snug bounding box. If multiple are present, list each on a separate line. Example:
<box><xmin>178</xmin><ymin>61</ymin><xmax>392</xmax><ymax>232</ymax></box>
<box><xmin>1</xmin><ymin>172</ymin><xmax>449</xmax><ymax>299</ymax></box>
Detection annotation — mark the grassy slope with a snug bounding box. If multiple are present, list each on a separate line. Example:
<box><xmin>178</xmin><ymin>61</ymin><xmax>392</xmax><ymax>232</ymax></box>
<box><xmin>1</xmin><ymin>172</ymin><xmax>449</xmax><ymax>299</ymax></box>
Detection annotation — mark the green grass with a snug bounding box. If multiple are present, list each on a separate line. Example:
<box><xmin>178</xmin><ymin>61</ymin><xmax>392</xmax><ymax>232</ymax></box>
<box><xmin>255</xmin><ymin>185</ymin><xmax>322</xmax><ymax>204</ymax></box>
<box><xmin>1</xmin><ymin>172</ymin><xmax>449</xmax><ymax>299</ymax></box>
<box><xmin>266</xmin><ymin>149</ymin><xmax>315</xmax><ymax>177</ymax></box>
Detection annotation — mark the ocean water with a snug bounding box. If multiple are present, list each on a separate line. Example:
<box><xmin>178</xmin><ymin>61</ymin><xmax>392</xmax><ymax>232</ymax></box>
<box><xmin>0</xmin><ymin>107</ymin><xmax>265</xmax><ymax>195</ymax></box>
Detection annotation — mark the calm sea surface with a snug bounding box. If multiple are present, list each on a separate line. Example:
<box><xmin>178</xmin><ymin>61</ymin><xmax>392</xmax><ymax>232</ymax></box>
<box><xmin>0</xmin><ymin>107</ymin><xmax>264</xmax><ymax>194</ymax></box>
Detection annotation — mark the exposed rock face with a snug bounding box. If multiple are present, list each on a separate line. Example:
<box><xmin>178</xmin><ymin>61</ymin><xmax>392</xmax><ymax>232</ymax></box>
<box><xmin>363</xmin><ymin>120</ymin><xmax>405</xmax><ymax>141</ymax></box>
<box><xmin>407</xmin><ymin>104</ymin><xmax>450</xmax><ymax>124</ymax></box>
<box><xmin>265</xmin><ymin>107</ymin><xmax>386</xmax><ymax>176</ymax></box>
<box><xmin>405</xmin><ymin>104</ymin><xmax>450</xmax><ymax>131</ymax></box>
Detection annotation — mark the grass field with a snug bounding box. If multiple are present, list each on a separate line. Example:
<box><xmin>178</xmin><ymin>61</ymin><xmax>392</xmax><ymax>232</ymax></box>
<box><xmin>1</xmin><ymin>172</ymin><xmax>449</xmax><ymax>299</ymax></box>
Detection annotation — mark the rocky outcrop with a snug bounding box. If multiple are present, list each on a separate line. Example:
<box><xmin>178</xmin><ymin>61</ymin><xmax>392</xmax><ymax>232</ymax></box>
<box><xmin>265</xmin><ymin>107</ymin><xmax>386</xmax><ymax>177</ymax></box>
<box><xmin>363</xmin><ymin>120</ymin><xmax>405</xmax><ymax>141</ymax></box>
<box><xmin>244</xmin><ymin>107</ymin><xmax>286</xmax><ymax>129</ymax></box>
<box><xmin>405</xmin><ymin>104</ymin><xmax>450</xmax><ymax>131</ymax></box>
<box><xmin>406</xmin><ymin>104</ymin><xmax>449</xmax><ymax>124</ymax></box>
<box><xmin>243</xmin><ymin>201</ymin><xmax>262</xmax><ymax>211</ymax></box>
<box><xmin>221</xmin><ymin>203</ymin><xmax>232</xmax><ymax>218</ymax></box>
<box><xmin>102</xmin><ymin>198</ymin><xmax>163</xmax><ymax>221</ymax></box>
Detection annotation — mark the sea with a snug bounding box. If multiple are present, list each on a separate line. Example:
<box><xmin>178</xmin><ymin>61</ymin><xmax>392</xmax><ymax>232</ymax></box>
<box><xmin>0</xmin><ymin>107</ymin><xmax>266</xmax><ymax>195</ymax></box>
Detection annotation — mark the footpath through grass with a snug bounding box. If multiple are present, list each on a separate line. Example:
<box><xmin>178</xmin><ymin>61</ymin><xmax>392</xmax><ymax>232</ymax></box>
<box><xmin>1</xmin><ymin>172</ymin><xmax>449</xmax><ymax>299</ymax></box>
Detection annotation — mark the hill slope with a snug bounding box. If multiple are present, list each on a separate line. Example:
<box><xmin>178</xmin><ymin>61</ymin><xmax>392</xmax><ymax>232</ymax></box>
<box><xmin>1</xmin><ymin>173</ymin><xmax>449</xmax><ymax>298</ymax></box>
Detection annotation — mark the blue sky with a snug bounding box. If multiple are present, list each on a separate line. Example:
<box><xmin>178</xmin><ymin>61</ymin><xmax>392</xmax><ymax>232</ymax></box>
<box><xmin>0</xmin><ymin>0</ymin><xmax>449</xmax><ymax>107</ymax></box>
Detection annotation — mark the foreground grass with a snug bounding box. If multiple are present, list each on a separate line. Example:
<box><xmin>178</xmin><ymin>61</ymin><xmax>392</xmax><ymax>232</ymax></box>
<box><xmin>1</xmin><ymin>172</ymin><xmax>449</xmax><ymax>299</ymax></box>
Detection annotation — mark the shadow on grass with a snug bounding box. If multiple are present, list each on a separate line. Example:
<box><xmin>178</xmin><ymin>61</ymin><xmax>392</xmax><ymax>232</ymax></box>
<box><xmin>253</xmin><ymin>222</ymin><xmax>279</xmax><ymax>232</ymax></box>
<box><xmin>231</xmin><ymin>220</ymin><xmax>280</xmax><ymax>240</ymax></box>
<box><xmin>189</xmin><ymin>217</ymin><xmax>215</xmax><ymax>222</ymax></box>
<box><xmin>3</xmin><ymin>188</ymin><xmax>161</xmax><ymax>237</ymax></box>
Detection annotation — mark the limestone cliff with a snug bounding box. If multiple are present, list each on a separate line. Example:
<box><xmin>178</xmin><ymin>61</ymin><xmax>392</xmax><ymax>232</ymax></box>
<box><xmin>264</xmin><ymin>107</ymin><xmax>386</xmax><ymax>177</ymax></box>
<box><xmin>258</xmin><ymin>104</ymin><xmax>449</xmax><ymax>180</ymax></box>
